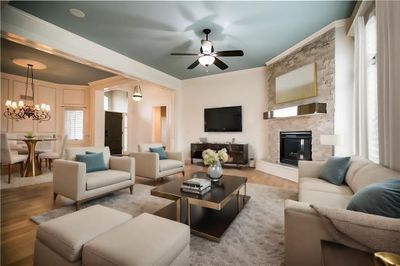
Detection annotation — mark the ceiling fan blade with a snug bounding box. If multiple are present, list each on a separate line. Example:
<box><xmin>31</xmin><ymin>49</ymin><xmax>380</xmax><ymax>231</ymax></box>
<box><xmin>214</xmin><ymin>50</ymin><xmax>244</xmax><ymax>57</ymax></box>
<box><xmin>214</xmin><ymin>57</ymin><xmax>228</xmax><ymax>70</ymax></box>
<box><xmin>171</xmin><ymin>52</ymin><xmax>199</xmax><ymax>56</ymax></box>
<box><xmin>187</xmin><ymin>60</ymin><xmax>200</xmax><ymax>69</ymax></box>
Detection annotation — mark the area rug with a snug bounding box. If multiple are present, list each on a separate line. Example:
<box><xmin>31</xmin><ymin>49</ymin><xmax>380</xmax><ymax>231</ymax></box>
<box><xmin>1</xmin><ymin>171</ymin><xmax>52</xmax><ymax>190</ymax></box>
<box><xmin>31</xmin><ymin>183</ymin><xmax>297</xmax><ymax>266</ymax></box>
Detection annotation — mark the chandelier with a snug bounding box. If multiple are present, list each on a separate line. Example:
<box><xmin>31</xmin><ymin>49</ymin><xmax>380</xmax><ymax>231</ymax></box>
<box><xmin>4</xmin><ymin>64</ymin><xmax>51</xmax><ymax>122</ymax></box>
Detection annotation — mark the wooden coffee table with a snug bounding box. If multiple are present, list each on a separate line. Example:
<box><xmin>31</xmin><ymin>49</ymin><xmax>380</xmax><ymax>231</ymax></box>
<box><xmin>151</xmin><ymin>172</ymin><xmax>250</xmax><ymax>242</ymax></box>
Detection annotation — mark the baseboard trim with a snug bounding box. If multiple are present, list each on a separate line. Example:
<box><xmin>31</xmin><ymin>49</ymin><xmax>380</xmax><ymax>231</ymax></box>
<box><xmin>256</xmin><ymin>160</ymin><xmax>298</xmax><ymax>182</ymax></box>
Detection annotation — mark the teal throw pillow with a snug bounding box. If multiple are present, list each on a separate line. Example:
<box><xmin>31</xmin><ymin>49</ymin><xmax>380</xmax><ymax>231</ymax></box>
<box><xmin>76</xmin><ymin>152</ymin><xmax>107</xmax><ymax>173</ymax></box>
<box><xmin>149</xmin><ymin>147</ymin><xmax>168</xmax><ymax>160</ymax></box>
<box><xmin>319</xmin><ymin>156</ymin><xmax>351</xmax><ymax>185</ymax></box>
<box><xmin>347</xmin><ymin>179</ymin><xmax>400</xmax><ymax>218</ymax></box>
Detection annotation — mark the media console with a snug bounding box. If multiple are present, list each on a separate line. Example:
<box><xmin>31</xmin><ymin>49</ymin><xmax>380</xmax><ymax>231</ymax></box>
<box><xmin>190</xmin><ymin>143</ymin><xmax>249</xmax><ymax>166</ymax></box>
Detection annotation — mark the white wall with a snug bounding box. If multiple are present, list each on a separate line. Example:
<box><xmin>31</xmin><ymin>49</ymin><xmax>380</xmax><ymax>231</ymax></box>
<box><xmin>334</xmin><ymin>25</ymin><xmax>355</xmax><ymax>156</ymax></box>
<box><xmin>91</xmin><ymin>78</ymin><xmax>176</xmax><ymax>152</ymax></box>
<box><xmin>178</xmin><ymin>67</ymin><xmax>267</xmax><ymax>161</ymax></box>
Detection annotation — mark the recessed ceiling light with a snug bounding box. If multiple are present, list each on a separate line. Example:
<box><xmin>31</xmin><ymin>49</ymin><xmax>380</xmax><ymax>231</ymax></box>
<box><xmin>69</xmin><ymin>8</ymin><xmax>85</xmax><ymax>18</ymax></box>
<box><xmin>12</xmin><ymin>59</ymin><xmax>47</xmax><ymax>70</ymax></box>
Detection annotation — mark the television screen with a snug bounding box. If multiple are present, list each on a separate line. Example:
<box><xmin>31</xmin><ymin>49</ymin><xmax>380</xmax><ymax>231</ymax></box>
<box><xmin>204</xmin><ymin>106</ymin><xmax>242</xmax><ymax>132</ymax></box>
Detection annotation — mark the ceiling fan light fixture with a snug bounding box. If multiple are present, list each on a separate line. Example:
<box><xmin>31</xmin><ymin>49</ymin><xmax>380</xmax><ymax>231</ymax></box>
<box><xmin>198</xmin><ymin>55</ymin><xmax>215</xmax><ymax>66</ymax></box>
<box><xmin>201</xmin><ymin>40</ymin><xmax>213</xmax><ymax>54</ymax></box>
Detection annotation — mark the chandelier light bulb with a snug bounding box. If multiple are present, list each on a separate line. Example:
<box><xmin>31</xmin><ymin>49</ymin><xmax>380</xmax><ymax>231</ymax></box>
<box><xmin>198</xmin><ymin>55</ymin><xmax>215</xmax><ymax>66</ymax></box>
<box><xmin>5</xmin><ymin>100</ymin><xmax>12</xmax><ymax>107</ymax></box>
<box><xmin>11</xmin><ymin>102</ymin><xmax>17</xmax><ymax>109</ymax></box>
<box><xmin>18</xmin><ymin>100</ymin><xmax>24</xmax><ymax>107</ymax></box>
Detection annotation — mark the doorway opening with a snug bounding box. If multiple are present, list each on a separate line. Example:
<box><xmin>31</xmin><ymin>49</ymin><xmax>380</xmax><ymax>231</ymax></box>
<box><xmin>152</xmin><ymin>106</ymin><xmax>168</xmax><ymax>148</ymax></box>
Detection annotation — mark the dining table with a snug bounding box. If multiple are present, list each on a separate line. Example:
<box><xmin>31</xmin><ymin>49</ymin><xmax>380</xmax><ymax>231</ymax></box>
<box><xmin>8</xmin><ymin>136</ymin><xmax>57</xmax><ymax>177</ymax></box>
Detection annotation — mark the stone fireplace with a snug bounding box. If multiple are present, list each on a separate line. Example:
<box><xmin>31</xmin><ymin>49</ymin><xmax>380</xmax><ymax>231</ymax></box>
<box><xmin>280</xmin><ymin>131</ymin><xmax>312</xmax><ymax>166</ymax></box>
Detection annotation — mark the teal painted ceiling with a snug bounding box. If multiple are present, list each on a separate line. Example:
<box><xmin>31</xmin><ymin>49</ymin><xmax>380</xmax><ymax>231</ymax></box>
<box><xmin>1</xmin><ymin>38</ymin><xmax>114</xmax><ymax>85</ymax></box>
<box><xmin>8</xmin><ymin>1</ymin><xmax>355</xmax><ymax>80</ymax></box>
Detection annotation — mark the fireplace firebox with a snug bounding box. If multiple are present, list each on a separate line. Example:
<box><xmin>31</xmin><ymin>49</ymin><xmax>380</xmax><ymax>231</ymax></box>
<box><xmin>280</xmin><ymin>131</ymin><xmax>312</xmax><ymax>166</ymax></box>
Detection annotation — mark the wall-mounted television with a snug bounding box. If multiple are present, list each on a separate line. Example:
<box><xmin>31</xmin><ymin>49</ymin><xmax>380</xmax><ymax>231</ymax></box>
<box><xmin>204</xmin><ymin>106</ymin><xmax>242</xmax><ymax>132</ymax></box>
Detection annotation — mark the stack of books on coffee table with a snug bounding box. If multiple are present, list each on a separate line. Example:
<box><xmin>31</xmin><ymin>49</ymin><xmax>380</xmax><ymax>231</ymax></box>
<box><xmin>181</xmin><ymin>178</ymin><xmax>211</xmax><ymax>195</ymax></box>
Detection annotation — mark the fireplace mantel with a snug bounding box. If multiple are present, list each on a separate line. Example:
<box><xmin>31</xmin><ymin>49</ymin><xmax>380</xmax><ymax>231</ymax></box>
<box><xmin>263</xmin><ymin>102</ymin><xmax>327</xmax><ymax>120</ymax></box>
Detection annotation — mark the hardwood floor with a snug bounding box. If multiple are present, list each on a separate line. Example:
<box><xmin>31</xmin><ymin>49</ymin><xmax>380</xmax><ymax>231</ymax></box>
<box><xmin>1</xmin><ymin>163</ymin><xmax>297</xmax><ymax>266</ymax></box>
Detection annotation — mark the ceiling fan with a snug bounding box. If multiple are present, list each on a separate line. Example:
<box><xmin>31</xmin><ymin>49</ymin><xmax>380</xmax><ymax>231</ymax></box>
<box><xmin>171</xmin><ymin>29</ymin><xmax>244</xmax><ymax>70</ymax></box>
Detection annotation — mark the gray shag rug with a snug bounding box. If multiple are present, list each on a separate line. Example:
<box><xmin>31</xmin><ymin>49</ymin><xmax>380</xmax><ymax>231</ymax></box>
<box><xmin>31</xmin><ymin>183</ymin><xmax>297</xmax><ymax>266</ymax></box>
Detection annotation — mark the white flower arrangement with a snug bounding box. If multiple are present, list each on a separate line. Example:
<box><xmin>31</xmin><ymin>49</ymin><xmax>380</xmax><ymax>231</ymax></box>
<box><xmin>202</xmin><ymin>148</ymin><xmax>229</xmax><ymax>166</ymax></box>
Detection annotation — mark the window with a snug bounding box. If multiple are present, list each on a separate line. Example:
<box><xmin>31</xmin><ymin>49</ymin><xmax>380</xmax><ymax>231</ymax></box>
<box><xmin>104</xmin><ymin>95</ymin><xmax>109</xmax><ymax>111</ymax></box>
<box><xmin>365</xmin><ymin>15</ymin><xmax>379</xmax><ymax>163</ymax></box>
<box><xmin>65</xmin><ymin>109</ymin><xmax>84</xmax><ymax>140</ymax></box>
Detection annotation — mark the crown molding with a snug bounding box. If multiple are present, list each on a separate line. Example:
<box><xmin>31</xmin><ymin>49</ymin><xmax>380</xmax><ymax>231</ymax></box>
<box><xmin>1</xmin><ymin>5</ymin><xmax>181</xmax><ymax>90</ymax></box>
<box><xmin>265</xmin><ymin>19</ymin><xmax>348</xmax><ymax>66</ymax></box>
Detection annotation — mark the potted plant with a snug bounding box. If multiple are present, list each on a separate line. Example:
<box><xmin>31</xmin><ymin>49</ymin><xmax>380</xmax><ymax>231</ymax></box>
<box><xmin>202</xmin><ymin>148</ymin><xmax>229</xmax><ymax>181</ymax></box>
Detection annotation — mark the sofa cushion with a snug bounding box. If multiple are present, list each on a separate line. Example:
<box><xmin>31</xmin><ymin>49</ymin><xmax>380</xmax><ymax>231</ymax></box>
<box><xmin>299</xmin><ymin>177</ymin><xmax>354</xmax><ymax>196</ymax></box>
<box><xmin>348</xmin><ymin>163</ymin><xmax>400</xmax><ymax>193</ymax></box>
<box><xmin>344</xmin><ymin>157</ymin><xmax>371</xmax><ymax>187</ymax></box>
<box><xmin>347</xmin><ymin>179</ymin><xmax>400</xmax><ymax>218</ymax></box>
<box><xmin>76</xmin><ymin>153</ymin><xmax>107</xmax><ymax>173</ymax></box>
<box><xmin>65</xmin><ymin>147</ymin><xmax>111</xmax><ymax>168</ymax></box>
<box><xmin>299</xmin><ymin>189</ymin><xmax>353</xmax><ymax>209</ymax></box>
<box><xmin>83</xmin><ymin>213</ymin><xmax>190</xmax><ymax>266</ymax></box>
<box><xmin>319</xmin><ymin>157</ymin><xmax>351</xmax><ymax>185</ymax></box>
<box><xmin>86</xmin><ymin>170</ymin><xmax>130</xmax><ymax>190</ymax></box>
<box><xmin>159</xmin><ymin>159</ymin><xmax>183</xmax><ymax>172</ymax></box>
<box><xmin>36</xmin><ymin>205</ymin><xmax>131</xmax><ymax>262</ymax></box>
<box><xmin>149</xmin><ymin>146</ymin><xmax>168</xmax><ymax>160</ymax></box>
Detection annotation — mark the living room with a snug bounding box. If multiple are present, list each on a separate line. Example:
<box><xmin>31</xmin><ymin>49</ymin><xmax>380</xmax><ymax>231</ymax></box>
<box><xmin>1</xmin><ymin>1</ymin><xmax>399</xmax><ymax>266</ymax></box>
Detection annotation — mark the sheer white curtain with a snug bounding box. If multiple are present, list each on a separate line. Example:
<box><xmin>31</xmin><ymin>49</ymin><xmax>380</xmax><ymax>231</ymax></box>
<box><xmin>376</xmin><ymin>1</ymin><xmax>400</xmax><ymax>171</ymax></box>
<box><xmin>353</xmin><ymin>16</ymin><xmax>368</xmax><ymax>158</ymax></box>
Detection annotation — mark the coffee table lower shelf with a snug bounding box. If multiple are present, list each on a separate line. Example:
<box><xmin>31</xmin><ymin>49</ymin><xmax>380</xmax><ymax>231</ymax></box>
<box><xmin>153</xmin><ymin>194</ymin><xmax>250</xmax><ymax>242</ymax></box>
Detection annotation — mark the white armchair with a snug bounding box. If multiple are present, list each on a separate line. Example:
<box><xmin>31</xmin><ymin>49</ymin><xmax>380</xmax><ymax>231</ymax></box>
<box><xmin>53</xmin><ymin>147</ymin><xmax>135</xmax><ymax>210</ymax></box>
<box><xmin>129</xmin><ymin>143</ymin><xmax>184</xmax><ymax>184</ymax></box>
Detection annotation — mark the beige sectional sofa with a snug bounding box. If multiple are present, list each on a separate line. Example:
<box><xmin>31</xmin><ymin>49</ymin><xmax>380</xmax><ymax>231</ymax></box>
<box><xmin>285</xmin><ymin>157</ymin><xmax>400</xmax><ymax>266</ymax></box>
<box><xmin>53</xmin><ymin>147</ymin><xmax>135</xmax><ymax>209</ymax></box>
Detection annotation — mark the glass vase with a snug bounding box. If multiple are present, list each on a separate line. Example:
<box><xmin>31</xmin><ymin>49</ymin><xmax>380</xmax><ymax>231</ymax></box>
<box><xmin>208</xmin><ymin>160</ymin><xmax>223</xmax><ymax>181</ymax></box>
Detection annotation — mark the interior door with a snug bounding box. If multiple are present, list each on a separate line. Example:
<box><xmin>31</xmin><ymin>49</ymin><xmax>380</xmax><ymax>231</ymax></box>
<box><xmin>105</xmin><ymin>111</ymin><xmax>123</xmax><ymax>155</ymax></box>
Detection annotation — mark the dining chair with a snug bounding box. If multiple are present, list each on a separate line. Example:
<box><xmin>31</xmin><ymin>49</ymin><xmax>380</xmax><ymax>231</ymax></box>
<box><xmin>1</xmin><ymin>133</ymin><xmax>28</xmax><ymax>183</ymax></box>
<box><xmin>39</xmin><ymin>134</ymin><xmax>68</xmax><ymax>170</ymax></box>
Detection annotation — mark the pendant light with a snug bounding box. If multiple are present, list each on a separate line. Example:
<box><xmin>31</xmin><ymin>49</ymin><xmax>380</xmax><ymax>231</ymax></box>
<box><xmin>132</xmin><ymin>84</ymin><xmax>143</xmax><ymax>102</ymax></box>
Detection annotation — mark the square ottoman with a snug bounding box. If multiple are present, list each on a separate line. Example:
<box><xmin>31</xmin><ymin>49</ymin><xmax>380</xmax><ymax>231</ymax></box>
<box><xmin>34</xmin><ymin>205</ymin><xmax>132</xmax><ymax>266</ymax></box>
<box><xmin>83</xmin><ymin>213</ymin><xmax>190</xmax><ymax>266</ymax></box>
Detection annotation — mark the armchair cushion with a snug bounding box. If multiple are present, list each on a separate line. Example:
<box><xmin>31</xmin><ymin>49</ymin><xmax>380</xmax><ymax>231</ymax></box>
<box><xmin>159</xmin><ymin>159</ymin><xmax>183</xmax><ymax>172</ymax></box>
<box><xmin>149</xmin><ymin>147</ymin><xmax>168</xmax><ymax>160</ymax></box>
<box><xmin>86</xmin><ymin>170</ymin><xmax>131</xmax><ymax>190</ymax></box>
<box><xmin>65</xmin><ymin>147</ymin><xmax>110</xmax><ymax>168</ymax></box>
<box><xmin>76</xmin><ymin>153</ymin><xmax>107</xmax><ymax>173</ymax></box>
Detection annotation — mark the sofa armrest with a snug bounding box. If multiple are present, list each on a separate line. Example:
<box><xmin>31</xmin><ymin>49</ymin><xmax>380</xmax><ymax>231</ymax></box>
<box><xmin>53</xmin><ymin>159</ymin><xmax>86</xmax><ymax>201</ymax></box>
<box><xmin>109</xmin><ymin>156</ymin><xmax>135</xmax><ymax>182</ymax></box>
<box><xmin>284</xmin><ymin>199</ymin><xmax>334</xmax><ymax>266</ymax></box>
<box><xmin>298</xmin><ymin>160</ymin><xmax>326</xmax><ymax>178</ymax></box>
<box><xmin>165</xmin><ymin>151</ymin><xmax>183</xmax><ymax>163</ymax></box>
<box><xmin>129</xmin><ymin>152</ymin><xmax>158</xmax><ymax>179</ymax></box>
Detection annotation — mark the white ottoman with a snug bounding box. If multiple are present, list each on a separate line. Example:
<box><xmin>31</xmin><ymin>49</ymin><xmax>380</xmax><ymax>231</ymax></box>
<box><xmin>34</xmin><ymin>205</ymin><xmax>132</xmax><ymax>266</ymax></box>
<box><xmin>83</xmin><ymin>213</ymin><xmax>190</xmax><ymax>266</ymax></box>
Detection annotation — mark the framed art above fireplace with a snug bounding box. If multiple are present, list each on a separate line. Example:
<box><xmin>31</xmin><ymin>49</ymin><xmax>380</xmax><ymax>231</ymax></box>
<box><xmin>275</xmin><ymin>63</ymin><xmax>317</xmax><ymax>104</ymax></box>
